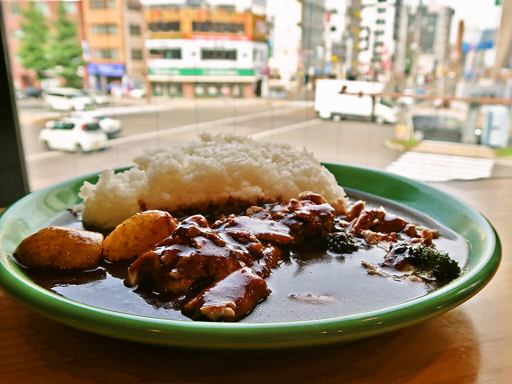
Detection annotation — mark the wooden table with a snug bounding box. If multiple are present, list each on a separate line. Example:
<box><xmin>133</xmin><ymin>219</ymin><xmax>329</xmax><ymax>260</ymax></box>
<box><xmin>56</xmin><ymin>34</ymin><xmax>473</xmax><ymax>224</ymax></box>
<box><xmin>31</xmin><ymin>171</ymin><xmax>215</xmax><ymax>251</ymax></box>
<box><xmin>0</xmin><ymin>178</ymin><xmax>510</xmax><ymax>384</ymax></box>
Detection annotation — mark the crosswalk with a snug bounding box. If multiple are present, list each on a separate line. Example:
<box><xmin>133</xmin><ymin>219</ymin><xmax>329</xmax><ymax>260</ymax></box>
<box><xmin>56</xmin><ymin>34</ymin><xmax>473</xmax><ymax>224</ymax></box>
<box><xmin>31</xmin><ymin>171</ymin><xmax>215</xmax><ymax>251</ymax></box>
<box><xmin>386</xmin><ymin>151</ymin><xmax>495</xmax><ymax>182</ymax></box>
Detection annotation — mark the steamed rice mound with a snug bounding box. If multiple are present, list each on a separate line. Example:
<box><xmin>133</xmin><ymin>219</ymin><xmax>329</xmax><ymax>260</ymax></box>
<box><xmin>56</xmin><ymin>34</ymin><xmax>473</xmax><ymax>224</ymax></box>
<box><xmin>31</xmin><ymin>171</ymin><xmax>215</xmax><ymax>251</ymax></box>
<box><xmin>79</xmin><ymin>134</ymin><xmax>346</xmax><ymax>229</ymax></box>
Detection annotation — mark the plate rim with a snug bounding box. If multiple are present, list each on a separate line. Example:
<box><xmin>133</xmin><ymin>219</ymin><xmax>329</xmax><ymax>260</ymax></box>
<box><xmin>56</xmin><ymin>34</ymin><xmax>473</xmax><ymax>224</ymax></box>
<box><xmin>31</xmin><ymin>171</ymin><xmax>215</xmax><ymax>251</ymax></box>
<box><xmin>0</xmin><ymin>163</ymin><xmax>501</xmax><ymax>348</ymax></box>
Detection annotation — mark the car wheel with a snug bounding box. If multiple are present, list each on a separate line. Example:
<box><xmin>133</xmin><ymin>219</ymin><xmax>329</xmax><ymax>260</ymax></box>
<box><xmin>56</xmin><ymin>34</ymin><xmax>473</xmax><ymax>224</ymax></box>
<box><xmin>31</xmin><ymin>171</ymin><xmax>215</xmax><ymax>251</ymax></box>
<box><xmin>75</xmin><ymin>143</ymin><xmax>85</xmax><ymax>153</ymax></box>
<box><xmin>332</xmin><ymin>115</ymin><xmax>342</xmax><ymax>122</ymax></box>
<box><xmin>42</xmin><ymin>140</ymin><xmax>51</xmax><ymax>150</ymax></box>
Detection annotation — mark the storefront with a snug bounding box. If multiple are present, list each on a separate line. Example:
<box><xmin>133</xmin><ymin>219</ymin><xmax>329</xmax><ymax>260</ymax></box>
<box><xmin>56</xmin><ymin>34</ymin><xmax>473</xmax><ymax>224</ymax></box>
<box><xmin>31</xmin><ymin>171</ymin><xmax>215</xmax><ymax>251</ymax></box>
<box><xmin>148</xmin><ymin>67</ymin><xmax>257</xmax><ymax>98</ymax></box>
<box><xmin>86</xmin><ymin>63</ymin><xmax>126</xmax><ymax>94</ymax></box>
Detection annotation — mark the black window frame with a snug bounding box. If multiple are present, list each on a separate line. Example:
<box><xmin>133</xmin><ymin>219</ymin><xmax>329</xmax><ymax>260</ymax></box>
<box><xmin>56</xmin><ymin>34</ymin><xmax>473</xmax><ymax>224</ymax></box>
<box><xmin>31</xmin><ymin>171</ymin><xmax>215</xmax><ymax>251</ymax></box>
<box><xmin>90</xmin><ymin>0</ymin><xmax>116</xmax><ymax>10</ymax></box>
<box><xmin>131</xmin><ymin>48</ymin><xmax>143</xmax><ymax>60</ymax></box>
<box><xmin>149</xmin><ymin>48</ymin><xmax>182</xmax><ymax>59</ymax></box>
<box><xmin>0</xmin><ymin>7</ymin><xmax>29</xmax><ymax>204</ymax></box>
<box><xmin>200</xmin><ymin>48</ymin><xmax>237</xmax><ymax>61</ymax></box>
<box><xmin>129</xmin><ymin>24</ymin><xmax>141</xmax><ymax>36</ymax></box>
<box><xmin>91</xmin><ymin>23</ymin><xmax>118</xmax><ymax>35</ymax></box>
<box><xmin>148</xmin><ymin>21</ymin><xmax>180</xmax><ymax>33</ymax></box>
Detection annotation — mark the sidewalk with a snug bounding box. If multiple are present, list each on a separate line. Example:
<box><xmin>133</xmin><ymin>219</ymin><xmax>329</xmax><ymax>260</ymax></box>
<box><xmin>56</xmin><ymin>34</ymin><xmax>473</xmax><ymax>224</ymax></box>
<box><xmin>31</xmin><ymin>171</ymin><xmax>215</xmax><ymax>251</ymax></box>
<box><xmin>412</xmin><ymin>140</ymin><xmax>495</xmax><ymax>158</ymax></box>
<box><xmin>386</xmin><ymin>139</ymin><xmax>512</xmax><ymax>181</ymax></box>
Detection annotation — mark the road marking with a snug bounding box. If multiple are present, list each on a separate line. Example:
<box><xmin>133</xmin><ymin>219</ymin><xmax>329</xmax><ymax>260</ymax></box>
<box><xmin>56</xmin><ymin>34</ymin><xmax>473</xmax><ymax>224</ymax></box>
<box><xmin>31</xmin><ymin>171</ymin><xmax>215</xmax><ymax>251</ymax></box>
<box><xmin>250</xmin><ymin>118</ymin><xmax>321</xmax><ymax>139</ymax></box>
<box><xmin>386</xmin><ymin>152</ymin><xmax>495</xmax><ymax>182</ymax></box>
<box><xmin>26</xmin><ymin>107</ymin><xmax>308</xmax><ymax>162</ymax></box>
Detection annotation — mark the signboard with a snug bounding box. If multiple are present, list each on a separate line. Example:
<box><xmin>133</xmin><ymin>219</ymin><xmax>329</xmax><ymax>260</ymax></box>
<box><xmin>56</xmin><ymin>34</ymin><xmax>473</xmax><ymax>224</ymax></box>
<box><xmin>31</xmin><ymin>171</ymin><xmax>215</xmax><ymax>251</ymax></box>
<box><xmin>87</xmin><ymin>63</ymin><xmax>125</xmax><ymax>77</ymax></box>
<box><xmin>148</xmin><ymin>68</ymin><xmax>255</xmax><ymax>76</ymax></box>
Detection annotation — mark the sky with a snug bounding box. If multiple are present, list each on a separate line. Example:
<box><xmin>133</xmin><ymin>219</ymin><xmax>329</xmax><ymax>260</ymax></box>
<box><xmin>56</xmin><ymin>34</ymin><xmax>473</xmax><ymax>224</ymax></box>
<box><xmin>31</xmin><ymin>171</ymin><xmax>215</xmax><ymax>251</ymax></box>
<box><xmin>406</xmin><ymin>0</ymin><xmax>503</xmax><ymax>38</ymax></box>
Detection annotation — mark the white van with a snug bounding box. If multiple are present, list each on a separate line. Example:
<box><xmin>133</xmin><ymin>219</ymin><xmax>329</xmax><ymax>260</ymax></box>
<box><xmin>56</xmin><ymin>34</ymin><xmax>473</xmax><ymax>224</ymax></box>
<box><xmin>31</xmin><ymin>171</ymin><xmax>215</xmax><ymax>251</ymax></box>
<box><xmin>43</xmin><ymin>88</ymin><xmax>94</xmax><ymax>111</ymax></box>
<box><xmin>315</xmin><ymin>80</ymin><xmax>397</xmax><ymax>124</ymax></box>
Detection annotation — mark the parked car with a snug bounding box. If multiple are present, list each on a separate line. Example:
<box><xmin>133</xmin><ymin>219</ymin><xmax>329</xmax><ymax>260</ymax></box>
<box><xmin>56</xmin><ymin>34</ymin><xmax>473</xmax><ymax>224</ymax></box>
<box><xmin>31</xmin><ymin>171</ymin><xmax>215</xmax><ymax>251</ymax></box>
<box><xmin>411</xmin><ymin>114</ymin><xmax>464</xmax><ymax>142</ymax></box>
<box><xmin>40</xmin><ymin>118</ymin><xmax>108</xmax><ymax>152</ymax></box>
<box><xmin>23</xmin><ymin>87</ymin><xmax>43</xmax><ymax>99</ymax></box>
<box><xmin>128</xmin><ymin>88</ymin><xmax>146</xmax><ymax>98</ymax></box>
<box><xmin>69</xmin><ymin>112</ymin><xmax>122</xmax><ymax>138</ymax></box>
<box><xmin>43</xmin><ymin>88</ymin><xmax>94</xmax><ymax>111</ymax></box>
<box><xmin>87</xmin><ymin>92</ymin><xmax>109</xmax><ymax>105</ymax></box>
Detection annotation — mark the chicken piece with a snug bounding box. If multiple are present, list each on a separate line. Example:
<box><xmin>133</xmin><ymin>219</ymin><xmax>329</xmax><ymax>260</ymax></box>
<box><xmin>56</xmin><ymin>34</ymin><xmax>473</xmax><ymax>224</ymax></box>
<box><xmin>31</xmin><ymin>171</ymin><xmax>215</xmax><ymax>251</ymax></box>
<box><xmin>350</xmin><ymin>208</ymin><xmax>407</xmax><ymax>236</ymax></box>
<box><xmin>15</xmin><ymin>226</ymin><xmax>103</xmax><ymax>269</ymax></box>
<box><xmin>361</xmin><ymin>230</ymin><xmax>398</xmax><ymax>245</ymax></box>
<box><xmin>403</xmin><ymin>224</ymin><xmax>419</xmax><ymax>238</ymax></box>
<box><xmin>249</xmin><ymin>194</ymin><xmax>335</xmax><ymax>243</ymax></box>
<box><xmin>251</xmin><ymin>244</ymin><xmax>283</xmax><ymax>279</ymax></box>
<box><xmin>103</xmin><ymin>210</ymin><xmax>177</xmax><ymax>262</ymax></box>
<box><xmin>372</xmin><ymin>213</ymin><xmax>407</xmax><ymax>234</ymax></box>
<box><xmin>217</xmin><ymin>215</ymin><xmax>293</xmax><ymax>245</ymax></box>
<box><xmin>350</xmin><ymin>209</ymin><xmax>385</xmax><ymax>235</ymax></box>
<box><xmin>343</xmin><ymin>200</ymin><xmax>366</xmax><ymax>222</ymax></box>
<box><xmin>411</xmin><ymin>228</ymin><xmax>440</xmax><ymax>246</ymax></box>
<box><xmin>126</xmin><ymin>215</ymin><xmax>280</xmax><ymax>295</ymax></box>
<box><xmin>182</xmin><ymin>267</ymin><xmax>270</xmax><ymax>321</ymax></box>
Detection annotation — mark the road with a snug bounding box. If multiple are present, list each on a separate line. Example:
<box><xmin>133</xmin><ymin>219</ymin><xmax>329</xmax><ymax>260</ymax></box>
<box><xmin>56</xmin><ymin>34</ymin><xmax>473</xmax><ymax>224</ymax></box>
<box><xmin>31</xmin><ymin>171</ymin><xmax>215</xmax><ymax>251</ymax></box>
<box><xmin>17</xmin><ymin>100</ymin><xmax>400</xmax><ymax>190</ymax></box>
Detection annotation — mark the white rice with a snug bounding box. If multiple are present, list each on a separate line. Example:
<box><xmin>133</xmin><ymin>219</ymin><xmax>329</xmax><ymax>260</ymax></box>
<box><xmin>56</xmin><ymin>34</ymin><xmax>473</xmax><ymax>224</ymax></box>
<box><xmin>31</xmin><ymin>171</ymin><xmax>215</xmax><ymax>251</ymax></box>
<box><xmin>79</xmin><ymin>134</ymin><xmax>346</xmax><ymax>229</ymax></box>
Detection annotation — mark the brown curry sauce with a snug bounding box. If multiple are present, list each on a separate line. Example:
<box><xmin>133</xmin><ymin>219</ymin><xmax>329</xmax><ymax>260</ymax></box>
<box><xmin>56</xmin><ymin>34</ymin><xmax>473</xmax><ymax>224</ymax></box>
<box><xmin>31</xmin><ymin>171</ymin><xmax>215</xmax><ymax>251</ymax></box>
<box><xmin>23</xmin><ymin>191</ymin><xmax>468</xmax><ymax>323</ymax></box>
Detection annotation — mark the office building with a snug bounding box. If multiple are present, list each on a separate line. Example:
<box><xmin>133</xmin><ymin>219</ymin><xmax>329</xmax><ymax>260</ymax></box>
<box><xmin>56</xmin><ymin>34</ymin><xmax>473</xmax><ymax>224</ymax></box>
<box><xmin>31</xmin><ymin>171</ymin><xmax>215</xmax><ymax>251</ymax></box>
<box><xmin>142</xmin><ymin>0</ymin><xmax>268</xmax><ymax>98</ymax></box>
<box><xmin>82</xmin><ymin>0</ymin><xmax>147</xmax><ymax>93</ymax></box>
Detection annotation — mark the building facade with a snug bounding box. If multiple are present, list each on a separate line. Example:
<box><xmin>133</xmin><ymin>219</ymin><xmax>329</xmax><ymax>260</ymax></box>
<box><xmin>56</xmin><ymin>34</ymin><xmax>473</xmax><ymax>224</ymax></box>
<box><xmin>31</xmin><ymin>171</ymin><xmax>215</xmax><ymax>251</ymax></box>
<box><xmin>300</xmin><ymin>0</ymin><xmax>326</xmax><ymax>84</ymax></box>
<box><xmin>358</xmin><ymin>0</ymin><xmax>401</xmax><ymax>81</ymax></box>
<box><xmin>82</xmin><ymin>0</ymin><xmax>146</xmax><ymax>94</ymax></box>
<box><xmin>405</xmin><ymin>4</ymin><xmax>454</xmax><ymax>77</ymax></box>
<box><xmin>343</xmin><ymin>0</ymin><xmax>363</xmax><ymax>79</ymax></box>
<box><xmin>266</xmin><ymin>0</ymin><xmax>302</xmax><ymax>94</ymax></box>
<box><xmin>1</xmin><ymin>0</ymin><xmax>84</xmax><ymax>89</ymax></box>
<box><xmin>143</xmin><ymin>1</ymin><xmax>268</xmax><ymax>98</ymax></box>
<box><xmin>324</xmin><ymin>0</ymin><xmax>347</xmax><ymax>79</ymax></box>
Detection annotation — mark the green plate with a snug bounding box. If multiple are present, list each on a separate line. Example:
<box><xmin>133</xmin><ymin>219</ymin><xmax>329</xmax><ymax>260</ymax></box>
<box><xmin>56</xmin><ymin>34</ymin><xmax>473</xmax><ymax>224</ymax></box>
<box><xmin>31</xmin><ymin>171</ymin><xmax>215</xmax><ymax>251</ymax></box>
<box><xmin>0</xmin><ymin>164</ymin><xmax>501</xmax><ymax>349</ymax></box>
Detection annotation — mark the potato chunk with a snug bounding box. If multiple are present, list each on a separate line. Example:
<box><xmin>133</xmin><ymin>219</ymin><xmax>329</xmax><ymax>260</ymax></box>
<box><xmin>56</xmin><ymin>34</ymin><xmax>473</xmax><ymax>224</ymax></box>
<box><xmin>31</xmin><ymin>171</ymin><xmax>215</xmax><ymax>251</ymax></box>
<box><xmin>102</xmin><ymin>210</ymin><xmax>177</xmax><ymax>262</ymax></box>
<box><xmin>15</xmin><ymin>226</ymin><xmax>103</xmax><ymax>269</ymax></box>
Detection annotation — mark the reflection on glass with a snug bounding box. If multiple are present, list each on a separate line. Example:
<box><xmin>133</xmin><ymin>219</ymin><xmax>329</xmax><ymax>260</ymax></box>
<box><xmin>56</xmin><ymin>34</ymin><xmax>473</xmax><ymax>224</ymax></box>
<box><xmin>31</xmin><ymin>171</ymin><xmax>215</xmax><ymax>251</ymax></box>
<box><xmin>1</xmin><ymin>0</ymin><xmax>510</xmax><ymax>190</ymax></box>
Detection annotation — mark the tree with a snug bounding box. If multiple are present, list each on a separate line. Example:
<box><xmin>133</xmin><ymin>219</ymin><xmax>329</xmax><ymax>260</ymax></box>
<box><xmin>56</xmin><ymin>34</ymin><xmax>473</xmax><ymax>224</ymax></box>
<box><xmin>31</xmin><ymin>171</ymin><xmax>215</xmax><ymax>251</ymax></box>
<box><xmin>48</xmin><ymin>2</ymin><xmax>83</xmax><ymax>88</ymax></box>
<box><xmin>18</xmin><ymin>3</ymin><xmax>50</xmax><ymax>80</ymax></box>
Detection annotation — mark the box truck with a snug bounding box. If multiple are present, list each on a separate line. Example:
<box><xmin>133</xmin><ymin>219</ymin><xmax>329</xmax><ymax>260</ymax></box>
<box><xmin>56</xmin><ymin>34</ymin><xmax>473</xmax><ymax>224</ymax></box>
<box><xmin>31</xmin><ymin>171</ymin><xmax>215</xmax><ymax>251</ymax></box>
<box><xmin>314</xmin><ymin>80</ymin><xmax>397</xmax><ymax>124</ymax></box>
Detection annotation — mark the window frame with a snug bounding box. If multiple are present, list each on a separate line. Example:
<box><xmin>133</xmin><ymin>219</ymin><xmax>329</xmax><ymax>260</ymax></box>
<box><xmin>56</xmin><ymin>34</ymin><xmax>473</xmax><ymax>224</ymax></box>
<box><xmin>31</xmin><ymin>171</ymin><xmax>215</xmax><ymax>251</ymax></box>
<box><xmin>0</xmin><ymin>7</ymin><xmax>30</xmax><ymax>205</ymax></box>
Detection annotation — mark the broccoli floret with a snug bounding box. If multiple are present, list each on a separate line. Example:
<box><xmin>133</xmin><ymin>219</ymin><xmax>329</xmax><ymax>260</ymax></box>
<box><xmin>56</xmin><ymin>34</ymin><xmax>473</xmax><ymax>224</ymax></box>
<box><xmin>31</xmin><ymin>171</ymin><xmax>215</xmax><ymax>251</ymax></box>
<box><xmin>385</xmin><ymin>242</ymin><xmax>461</xmax><ymax>286</ymax></box>
<box><xmin>326</xmin><ymin>230</ymin><xmax>359</xmax><ymax>254</ymax></box>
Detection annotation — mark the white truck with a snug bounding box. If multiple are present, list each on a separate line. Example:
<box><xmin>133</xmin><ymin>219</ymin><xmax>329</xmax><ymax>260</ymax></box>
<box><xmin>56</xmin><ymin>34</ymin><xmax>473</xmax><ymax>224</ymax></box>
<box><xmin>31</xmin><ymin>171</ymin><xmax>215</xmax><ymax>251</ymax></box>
<box><xmin>314</xmin><ymin>80</ymin><xmax>397</xmax><ymax>124</ymax></box>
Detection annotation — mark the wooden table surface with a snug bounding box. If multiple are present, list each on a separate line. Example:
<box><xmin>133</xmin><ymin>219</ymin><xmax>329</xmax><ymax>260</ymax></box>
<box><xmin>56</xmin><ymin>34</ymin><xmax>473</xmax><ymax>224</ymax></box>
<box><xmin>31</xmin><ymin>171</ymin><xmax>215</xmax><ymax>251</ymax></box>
<box><xmin>0</xmin><ymin>178</ymin><xmax>510</xmax><ymax>384</ymax></box>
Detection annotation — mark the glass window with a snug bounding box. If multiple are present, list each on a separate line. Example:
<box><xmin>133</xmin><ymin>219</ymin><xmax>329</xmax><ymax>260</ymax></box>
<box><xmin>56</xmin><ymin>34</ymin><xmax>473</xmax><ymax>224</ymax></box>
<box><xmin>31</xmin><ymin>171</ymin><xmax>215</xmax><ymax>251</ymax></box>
<box><xmin>83</xmin><ymin>123</ymin><xmax>101</xmax><ymax>131</ymax></box>
<box><xmin>91</xmin><ymin>24</ymin><xmax>118</xmax><ymax>35</ymax></box>
<box><xmin>149</xmin><ymin>48</ymin><xmax>182</xmax><ymax>59</ymax></box>
<box><xmin>90</xmin><ymin>0</ymin><xmax>116</xmax><ymax>10</ymax></box>
<box><xmin>201</xmin><ymin>49</ymin><xmax>237</xmax><ymax>60</ymax></box>
<box><xmin>91</xmin><ymin>48</ymin><xmax>119</xmax><ymax>59</ymax></box>
<box><xmin>148</xmin><ymin>21</ymin><xmax>180</xmax><ymax>32</ymax></box>
<box><xmin>192</xmin><ymin>22</ymin><xmax>245</xmax><ymax>34</ymax></box>
<box><xmin>127</xmin><ymin>0</ymin><xmax>142</xmax><ymax>11</ymax></box>
<box><xmin>131</xmin><ymin>49</ymin><xmax>143</xmax><ymax>60</ymax></box>
<box><xmin>53</xmin><ymin>121</ymin><xmax>75</xmax><ymax>130</ymax></box>
<box><xmin>129</xmin><ymin>24</ymin><xmax>141</xmax><ymax>36</ymax></box>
